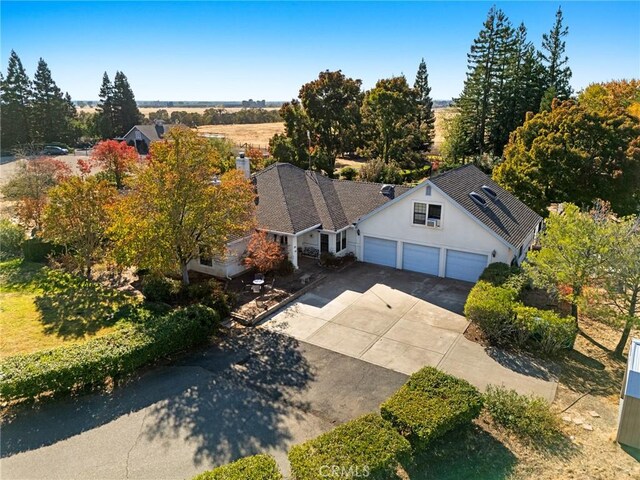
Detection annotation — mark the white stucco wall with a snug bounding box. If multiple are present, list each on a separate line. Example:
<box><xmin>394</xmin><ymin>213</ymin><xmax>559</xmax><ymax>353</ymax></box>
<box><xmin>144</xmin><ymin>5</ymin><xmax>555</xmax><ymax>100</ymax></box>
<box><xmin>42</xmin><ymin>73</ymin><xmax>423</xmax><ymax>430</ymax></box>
<box><xmin>355</xmin><ymin>183</ymin><xmax>518</xmax><ymax>276</ymax></box>
<box><xmin>188</xmin><ymin>238</ymin><xmax>249</xmax><ymax>278</ymax></box>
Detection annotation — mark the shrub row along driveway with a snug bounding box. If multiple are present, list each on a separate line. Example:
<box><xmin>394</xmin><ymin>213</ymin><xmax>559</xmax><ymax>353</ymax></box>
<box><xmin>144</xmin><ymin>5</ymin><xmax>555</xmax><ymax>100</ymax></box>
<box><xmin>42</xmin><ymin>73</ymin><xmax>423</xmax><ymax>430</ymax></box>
<box><xmin>261</xmin><ymin>263</ymin><xmax>558</xmax><ymax>400</ymax></box>
<box><xmin>0</xmin><ymin>329</ymin><xmax>407</xmax><ymax>479</ymax></box>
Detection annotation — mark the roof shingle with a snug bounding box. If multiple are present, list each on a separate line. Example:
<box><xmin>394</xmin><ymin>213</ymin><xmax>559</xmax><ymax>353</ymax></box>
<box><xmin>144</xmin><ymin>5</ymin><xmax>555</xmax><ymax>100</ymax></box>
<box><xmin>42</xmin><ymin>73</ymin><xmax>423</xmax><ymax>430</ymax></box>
<box><xmin>429</xmin><ymin>164</ymin><xmax>542</xmax><ymax>248</ymax></box>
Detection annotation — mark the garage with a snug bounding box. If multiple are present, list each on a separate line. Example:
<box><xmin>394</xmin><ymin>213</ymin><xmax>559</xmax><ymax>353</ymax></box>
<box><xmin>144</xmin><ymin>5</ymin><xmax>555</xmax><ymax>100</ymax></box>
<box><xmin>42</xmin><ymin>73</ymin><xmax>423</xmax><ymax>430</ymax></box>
<box><xmin>363</xmin><ymin>236</ymin><xmax>397</xmax><ymax>268</ymax></box>
<box><xmin>445</xmin><ymin>249</ymin><xmax>488</xmax><ymax>283</ymax></box>
<box><xmin>402</xmin><ymin>243</ymin><xmax>440</xmax><ymax>276</ymax></box>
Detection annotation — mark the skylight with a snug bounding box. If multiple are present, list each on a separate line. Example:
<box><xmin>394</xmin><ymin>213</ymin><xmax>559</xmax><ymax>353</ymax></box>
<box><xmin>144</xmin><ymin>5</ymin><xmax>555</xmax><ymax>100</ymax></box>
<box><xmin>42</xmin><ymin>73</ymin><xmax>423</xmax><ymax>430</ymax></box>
<box><xmin>469</xmin><ymin>191</ymin><xmax>487</xmax><ymax>208</ymax></box>
<box><xmin>481</xmin><ymin>185</ymin><xmax>498</xmax><ymax>200</ymax></box>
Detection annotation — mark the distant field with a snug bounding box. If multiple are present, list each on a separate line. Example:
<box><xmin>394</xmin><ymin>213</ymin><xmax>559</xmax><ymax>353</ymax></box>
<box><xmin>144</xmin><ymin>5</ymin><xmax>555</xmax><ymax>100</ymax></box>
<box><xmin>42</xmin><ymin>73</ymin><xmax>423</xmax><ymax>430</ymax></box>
<box><xmin>197</xmin><ymin>122</ymin><xmax>285</xmax><ymax>148</ymax></box>
<box><xmin>77</xmin><ymin>106</ymin><xmax>280</xmax><ymax>115</ymax></box>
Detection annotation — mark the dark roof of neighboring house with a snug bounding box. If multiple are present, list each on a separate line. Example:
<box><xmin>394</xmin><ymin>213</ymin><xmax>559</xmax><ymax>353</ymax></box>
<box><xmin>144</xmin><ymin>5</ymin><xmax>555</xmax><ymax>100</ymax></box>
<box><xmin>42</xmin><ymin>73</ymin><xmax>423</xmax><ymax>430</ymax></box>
<box><xmin>429</xmin><ymin>164</ymin><xmax>542</xmax><ymax>248</ymax></box>
<box><xmin>124</xmin><ymin>124</ymin><xmax>180</xmax><ymax>142</ymax></box>
<box><xmin>253</xmin><ymin>163</ymin><xmax>411</xmax><ymax>234</ymax></box>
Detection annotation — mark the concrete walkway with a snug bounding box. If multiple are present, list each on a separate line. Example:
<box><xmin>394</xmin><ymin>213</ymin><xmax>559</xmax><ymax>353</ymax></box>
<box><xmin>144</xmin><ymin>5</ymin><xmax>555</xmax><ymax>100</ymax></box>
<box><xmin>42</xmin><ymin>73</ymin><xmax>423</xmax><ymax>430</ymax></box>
<box><xmin>261</xmin><ymin>263</ymin><xmax>558</xmax><ymax>401</ymax></box>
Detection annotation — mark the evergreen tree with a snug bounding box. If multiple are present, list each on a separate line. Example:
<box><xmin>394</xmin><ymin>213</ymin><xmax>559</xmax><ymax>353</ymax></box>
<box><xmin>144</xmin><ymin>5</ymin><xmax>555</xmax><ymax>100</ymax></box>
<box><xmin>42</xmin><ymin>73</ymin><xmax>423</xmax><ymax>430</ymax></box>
<box><xmin>454</xmin><ymin>6</ymin><xmax>515</xmax><ymax>158</ymax></box>
<box><xmin>112</xmin><ymin>71</ymin><xmax>141</xmax><ymax>136</ymax></box>
<box><xmin>95</xmin><ymin>72</ymin><xmax>116</xmax><ymax>139</ymax></box>
<box><xmin>31</xmin><ymin>58</ymin><xmax>75</xmax><ymax>143</ymax></box>
<box><xmin>0</xmin><ymin>50</ymin><xmax>33</xmax><ymax>148</ymax></box>
<box><xmin>540</xmin><ymin>7</ymin><xmax>572</xmax><ymax>100</ymax></box>
<box><xmin>413</xmin><ymin>58</ymin><xmax>436</xmax><ymax>152</ymax></box>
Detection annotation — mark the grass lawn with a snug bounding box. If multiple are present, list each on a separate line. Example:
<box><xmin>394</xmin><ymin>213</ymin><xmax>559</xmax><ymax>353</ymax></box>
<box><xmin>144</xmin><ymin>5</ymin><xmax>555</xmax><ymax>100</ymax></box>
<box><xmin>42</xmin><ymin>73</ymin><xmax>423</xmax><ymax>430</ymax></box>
<box><xmin>0</xmin><ymin>259</ymin><xmax>137</xmax><ymax>358</ymax></box>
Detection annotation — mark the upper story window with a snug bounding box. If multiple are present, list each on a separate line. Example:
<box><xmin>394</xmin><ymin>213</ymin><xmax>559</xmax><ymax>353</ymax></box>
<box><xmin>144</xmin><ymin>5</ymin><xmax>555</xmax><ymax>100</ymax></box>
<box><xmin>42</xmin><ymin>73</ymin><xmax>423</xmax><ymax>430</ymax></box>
<box><xmin>425</xmin><ymin>185</ymin><xmax>432</xmax><ymax>196</ymax></box>
<box><xmin>413</xmin><ymin>202</ymin><xmax>442</xmax><ymax>227</ymax></box>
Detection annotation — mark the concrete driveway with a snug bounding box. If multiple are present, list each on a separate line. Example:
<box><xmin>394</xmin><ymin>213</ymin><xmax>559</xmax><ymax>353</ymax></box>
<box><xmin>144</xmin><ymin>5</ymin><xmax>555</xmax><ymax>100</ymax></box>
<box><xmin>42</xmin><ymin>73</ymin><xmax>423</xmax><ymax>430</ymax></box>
<box><xmin>261</xmin><ymin>263</ymin><xmax>558</xmax><ymax>400</ymax></box>
<box><xmin>1</xmin><ymin>329</ymin><xmax>407</xmax><ymax>480</ymax></box>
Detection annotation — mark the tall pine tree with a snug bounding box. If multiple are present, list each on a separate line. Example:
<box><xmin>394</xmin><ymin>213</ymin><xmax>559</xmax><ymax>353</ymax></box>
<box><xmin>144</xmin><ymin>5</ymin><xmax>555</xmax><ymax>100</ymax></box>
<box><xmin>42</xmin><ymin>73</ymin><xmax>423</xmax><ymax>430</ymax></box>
<box><xmin>96</xmin><ymin>72</ymin><xmax>116</xmax><ymax>139</ymax></box>
<box><xmin>31</xmin><ymin>58</ymin><xmax>76</xmax><ymax>143</ymax></box>
<box><xmin>540</xmin><ymin>7</ymin><xmax>572</xmax><ymax>100</ymax></box>
<box><xmin>454</xmin><ymin>6</ymin><xmax>515</xmax><ymax>158</ymax></box>
<box><xmin>0</xmin><ymin>50</ymin><xmax>33</xmax><ymax>148</ymax></box>
<box><xmin>413</xmin><ymin>58</ymin><xmax>436</xmax><ymax>152</ymax></box>
<box><xmin>112</xmin><ymin>71</ymin><xmax>141</xmax><ymax>136</ymax></box>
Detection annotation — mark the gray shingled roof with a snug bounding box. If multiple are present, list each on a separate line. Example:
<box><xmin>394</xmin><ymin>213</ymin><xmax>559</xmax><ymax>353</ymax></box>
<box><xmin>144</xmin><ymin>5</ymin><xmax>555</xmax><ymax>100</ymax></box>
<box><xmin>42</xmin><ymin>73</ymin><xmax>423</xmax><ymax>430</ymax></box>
<box><xmin>130</xmin><ymin>124</ymin><xmax>179</xmax><ymax>142</ymax></box>
<box><xmin>253</xmin><ymin>163</ymin><xmax>410</xmax><ymax>234</ymax></box>
<box><xmin>429</xmin><ymin>164</ymin><xmax>542</xmax><ymax>248</ymax></box>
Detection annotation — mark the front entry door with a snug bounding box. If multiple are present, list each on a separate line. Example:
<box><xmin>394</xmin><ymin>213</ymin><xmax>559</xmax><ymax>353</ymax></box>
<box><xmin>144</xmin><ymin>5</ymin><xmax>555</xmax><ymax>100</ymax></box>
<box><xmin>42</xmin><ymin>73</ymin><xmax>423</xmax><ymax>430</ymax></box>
<box><xmin>320</xmin><ymin>234</ymin><xmax>329</xmax><ymax>253</ymax></box>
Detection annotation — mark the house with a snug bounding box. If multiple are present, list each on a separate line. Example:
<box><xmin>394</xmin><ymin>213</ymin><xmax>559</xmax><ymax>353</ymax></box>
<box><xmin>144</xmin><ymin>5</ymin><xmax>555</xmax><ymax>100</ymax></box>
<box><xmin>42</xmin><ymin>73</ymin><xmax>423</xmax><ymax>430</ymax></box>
<box><xmin>120</xmin><ymin>123</ymin><xmax>180</xmax><ymax>154</ymax></box>
<box><xmin>189</xmin><ymin>162</ymin><xmax>543</xmax><ymax>283</ymax></box>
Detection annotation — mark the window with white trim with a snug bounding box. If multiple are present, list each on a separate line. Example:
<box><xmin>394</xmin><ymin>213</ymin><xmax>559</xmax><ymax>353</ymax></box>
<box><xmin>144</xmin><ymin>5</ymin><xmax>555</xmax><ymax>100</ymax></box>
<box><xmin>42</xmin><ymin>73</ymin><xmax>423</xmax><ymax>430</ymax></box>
<box><xmin>413</xmin><ymin>202</ymin><xmax>442</xmax><ymax>227</ymax></box>
<box><xmin>335</xmin><ymin>231</ymin><xmax>347</xmax><ymax>252</ymax></box>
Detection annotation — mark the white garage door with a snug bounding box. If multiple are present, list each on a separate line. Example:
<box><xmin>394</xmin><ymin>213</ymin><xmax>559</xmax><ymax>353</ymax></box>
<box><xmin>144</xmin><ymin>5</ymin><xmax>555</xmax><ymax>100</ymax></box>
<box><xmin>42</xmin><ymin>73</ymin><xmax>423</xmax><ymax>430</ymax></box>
<box><xmin>363</xmin><ymin>237</ymin><xmax>397</xmax><ymax>268</ymax></box>
<box><xmin>445</xmin><ymin>250</ymin><xmax>488</xmax><ymax>283</ymax></box>
<box><xmin>402</xmin><ymin>243</ymin><xmax>440</xmax><ymax>276</ymax></box>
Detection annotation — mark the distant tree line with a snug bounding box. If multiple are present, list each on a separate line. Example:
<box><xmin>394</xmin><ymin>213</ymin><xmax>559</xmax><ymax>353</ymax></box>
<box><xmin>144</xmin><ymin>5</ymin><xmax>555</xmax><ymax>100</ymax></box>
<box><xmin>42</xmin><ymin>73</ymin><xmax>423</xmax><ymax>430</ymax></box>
<box><xmin>443</xmin><ymin>6</ymin><xmax>573</xmax><ymax>164</ymax></box>
<box><xmin>269</xmin><ymin>61</ymin><xmax>436</xmax><ymax>177</ymax></box>
<box><xmin>147</xmin><ymin>108</ymin><xmax>281</xmax><ymax>126</ymax></box>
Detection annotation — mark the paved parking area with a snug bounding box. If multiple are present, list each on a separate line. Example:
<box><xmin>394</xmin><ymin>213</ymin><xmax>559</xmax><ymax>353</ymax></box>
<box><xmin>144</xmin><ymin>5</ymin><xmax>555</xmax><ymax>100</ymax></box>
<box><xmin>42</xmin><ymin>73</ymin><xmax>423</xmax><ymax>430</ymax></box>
<box><xmin>261</xmin><ymin>263</ymin><xmax>558</xmax><ymax>400</ymax></box>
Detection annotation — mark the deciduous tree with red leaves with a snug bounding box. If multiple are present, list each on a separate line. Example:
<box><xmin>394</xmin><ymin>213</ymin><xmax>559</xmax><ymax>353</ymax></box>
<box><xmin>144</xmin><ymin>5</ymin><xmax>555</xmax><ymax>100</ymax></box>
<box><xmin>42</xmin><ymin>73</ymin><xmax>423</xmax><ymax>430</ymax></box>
<box><xmin>1</xmin><ymin>156</ymin><xmax>71</xmax><ymax>231</ymax></box>
<box><xmin>91</xmin><ymin>139</ymin><xmax>139</xmax><ymax>189</ymax></box>
<box><xmin>244</xmin><ymin>230</ymin><xmax>285</xmax><ymax>273</ymax></box>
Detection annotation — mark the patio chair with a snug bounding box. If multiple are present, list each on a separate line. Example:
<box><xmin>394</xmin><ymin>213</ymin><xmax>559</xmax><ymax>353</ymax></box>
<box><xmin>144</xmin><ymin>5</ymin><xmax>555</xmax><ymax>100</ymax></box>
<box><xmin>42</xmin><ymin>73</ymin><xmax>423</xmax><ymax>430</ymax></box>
<box><xmin>264</xmin><ymin>277</ymin><xmax>275</xmax><ymax>291</ymax></box>
<box><xmin>251</xmin><ymin>284</ymin><xmax>262</xmax><ymax>294</ymax></box>
<box><xmin>241</xmin><ymin>280</ymin><xmax>253</xmax><ymax>292</ymax></box>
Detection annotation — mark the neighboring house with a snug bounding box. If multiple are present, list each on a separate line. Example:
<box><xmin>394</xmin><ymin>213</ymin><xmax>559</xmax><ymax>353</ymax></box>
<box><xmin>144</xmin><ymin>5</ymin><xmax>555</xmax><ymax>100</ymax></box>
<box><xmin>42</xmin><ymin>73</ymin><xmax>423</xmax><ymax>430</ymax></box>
<box><xmin>189</xmin><ymin>162</ymin><xmax>542</xmax><ymax>283</ymax></box>
<box><xmin>120</xmin><ymin>123</ymin><xmax>180</xmax><ymax>154</ymax></box>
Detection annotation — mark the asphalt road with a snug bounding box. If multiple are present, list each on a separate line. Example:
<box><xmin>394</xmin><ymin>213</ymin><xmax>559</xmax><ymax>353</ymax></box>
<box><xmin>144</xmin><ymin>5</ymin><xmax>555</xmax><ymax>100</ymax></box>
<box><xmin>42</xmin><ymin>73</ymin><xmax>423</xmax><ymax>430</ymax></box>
<box><xmin>0</xmin><ymin>329</ymin><xmax>408</xmax><ymax>480</ymax></box>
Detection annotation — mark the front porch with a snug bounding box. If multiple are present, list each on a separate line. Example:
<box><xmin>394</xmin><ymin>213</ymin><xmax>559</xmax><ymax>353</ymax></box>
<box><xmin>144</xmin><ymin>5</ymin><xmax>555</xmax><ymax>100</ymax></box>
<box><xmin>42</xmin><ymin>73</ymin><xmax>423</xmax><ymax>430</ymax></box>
<box><xmin>274</xmin><ymin>226</ymin><xmax>358</xmax><ymax>269</ymax></box>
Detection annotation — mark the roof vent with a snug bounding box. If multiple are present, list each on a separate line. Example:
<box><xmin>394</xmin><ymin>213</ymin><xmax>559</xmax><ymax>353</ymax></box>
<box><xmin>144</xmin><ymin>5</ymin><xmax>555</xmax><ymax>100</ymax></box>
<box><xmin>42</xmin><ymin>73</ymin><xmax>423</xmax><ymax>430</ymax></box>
<box><xmin>380</xmin><ymin>184</ymin><xmax>395</xmax><ymax>199</ymax></box>
<box><xmin>481</xmin><ymin>185</ymin><xmax>498</xmax><ymax>200</ymax></box>
<box><xmin>469</xmin><ymin>191</ymin><xmax>487</xmax><ymax>208</ymax></box>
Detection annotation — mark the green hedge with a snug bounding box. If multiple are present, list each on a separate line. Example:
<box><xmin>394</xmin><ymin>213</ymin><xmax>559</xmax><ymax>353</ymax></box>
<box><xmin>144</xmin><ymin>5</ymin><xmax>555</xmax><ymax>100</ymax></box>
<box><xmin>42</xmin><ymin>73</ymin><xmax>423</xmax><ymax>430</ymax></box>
<box><xmin>288</xmin><ymin>413</ymin><xmax>411</xmax><ymax>480</ymax></box>
<box><xmin>484</xmin><ymin>385</ymin><xmax>561</xmax><ymax>443</ymax></box>
<box><xmin>192</xmin><ymin>454</ymin><xmax>282</xmax><ymax>480</ymax></box>
<box><xmin>479</xmin><ymin>262</ymin><xmax>519</xmax><ymax>286</ymax></box>
<box><xmin>513</xmin><ymin>305</ymin><xmax>577</xmax><ymax>353</ymax></box>
<box><xmin>463</xmin><ymin>280</ymin><xmax>518</xmax><ymax>342</ymax></box>
<box><xmin>0</xmin><ymin>305</ymin><xmax>220</xmax><ymax>401</ymax></box>
<box><xmin>0</xmin><ymin>219</ymin><xmax>25</xmax><ymax>260</ymax></box>
<box><xmin>380</xmin><ymin>367</ymin><xmax>482</xmax><ymax>451</ymax></box>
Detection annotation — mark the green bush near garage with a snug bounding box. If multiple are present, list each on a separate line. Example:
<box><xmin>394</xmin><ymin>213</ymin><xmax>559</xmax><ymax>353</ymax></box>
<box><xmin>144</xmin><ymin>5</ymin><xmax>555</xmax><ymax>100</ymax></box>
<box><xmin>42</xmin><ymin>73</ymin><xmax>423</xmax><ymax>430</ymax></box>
<box><xmin>380</xmin><ymin>367</ymin><xmax>483</xmax><ymax>452</ymax></box>
<box><xmin>0</xmin><ymin>304</ymin><xmax>220</xmax><ymax>401</ymax></box>
<box><xmin>192</xmin><ymin>454</ymin><xmax>282</xmax><ymax>480</ymax></box>
<box><xmin>288</xmin><ymin>413</ymin><xmax>411</xmax><ymax>480</ymax></box>
<box><xmin>512</xmin><ymin>305</ymin><xmax>577</xmax><ymax>353</ymax></box>
<box><xmin>464</xmin><ymin>280</ymin><xmax>519</xmax><ymax>342</ymax></box>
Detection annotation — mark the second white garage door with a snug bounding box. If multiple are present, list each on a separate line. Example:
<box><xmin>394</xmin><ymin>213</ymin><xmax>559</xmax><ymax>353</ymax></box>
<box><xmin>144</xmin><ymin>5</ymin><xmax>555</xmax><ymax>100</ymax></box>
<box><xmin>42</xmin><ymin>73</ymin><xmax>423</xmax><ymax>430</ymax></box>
<box><xmin>445</xmin><ymin>249</ymin><xmax>488</xmax><ymax>283</ymax></box>
<box><xmin>363</xmin><ymin>236</ymin><xmax>397</xmax><ymax>268</ymax></box>
<box><xmin>402</xmin><ymin>243</ymin><xmax>440</xmax><ymax>276</ymax></box>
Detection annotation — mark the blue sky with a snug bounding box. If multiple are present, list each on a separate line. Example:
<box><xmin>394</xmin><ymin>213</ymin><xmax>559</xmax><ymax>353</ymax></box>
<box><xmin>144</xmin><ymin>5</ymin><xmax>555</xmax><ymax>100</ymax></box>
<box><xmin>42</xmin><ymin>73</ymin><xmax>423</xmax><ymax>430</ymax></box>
<box><xmin>1</xmin><ymin>1</ymin><xmax>639</xmax><ymax>101</ymax></box>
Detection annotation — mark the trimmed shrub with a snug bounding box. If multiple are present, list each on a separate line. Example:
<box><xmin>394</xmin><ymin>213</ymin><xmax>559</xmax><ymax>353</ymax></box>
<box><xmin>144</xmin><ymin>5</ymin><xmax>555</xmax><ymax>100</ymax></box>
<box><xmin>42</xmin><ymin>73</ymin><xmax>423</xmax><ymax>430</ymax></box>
<box><xmin>464</xmin><ymin>281</ymin><xmax>518</xmax><ymax>342</ymax></box>
<box><xmin>513</xmin><ymin>305</ymin><xmax>577</xmax><ymax>353</ymax></box>
<box><xmin>140</xmin><ymin>274</ymin><xmax>181</xmax><ymax>303</ymax></box>
<box><xmin>183</xmin><ymin>279</ymin><xmax>234</xmax><ymax>317</ymax></box>
<box><xmin>381</xmin><ymin>367</ymin><xmax>482</xmax><ymax>451</ymax></box>
<box><xmin>484</xmin><ymin>385</ymin><xmax>561</xmax><ymax>443</ymax></box>
<box><xmin>0</xmin><ymin>219</ymin><xmax>25</xmax><ymax>259</ymax></box>
<box><xmin>479</xmin><ymin>262</ymin><xmax>519</xmax><ymax>286</ymax></box>
<box><xmin>0</xmin><ymin>305</ymin><xmax>220</xmax><ymax>401</ymax></box>
<box><xmin>339</xmin><ymin>166</ymin><xmax>358</xmax><ymax>180</ymax></box>
<box><xmin>276</xmin><ymin>259</ymin><xmax>294</xmax><ymax>276</ymax></box>
<box><xmin>288</xmin><ymin>413</ymin><xmax>411</xmax><ymax>480</ymax></box>
<box><xmin>192</xmin><ymin>454</ymin><xmax>282</xmax><ymax>480</ymax></box>
<box><xmin>22</xmin><ymin>238</ymin><xmax>63</xmax><ymax>262</ymax></box>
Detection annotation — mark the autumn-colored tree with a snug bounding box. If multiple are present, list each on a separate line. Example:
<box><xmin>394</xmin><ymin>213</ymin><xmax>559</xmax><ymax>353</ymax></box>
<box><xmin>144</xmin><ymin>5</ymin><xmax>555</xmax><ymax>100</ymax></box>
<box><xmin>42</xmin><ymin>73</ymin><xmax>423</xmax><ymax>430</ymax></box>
<box><xmin>1</xmin><ymin>157</ymin><xmax>71</xmax><ymax>231</ymax></box>
<box><xmin>109</xmin><ymin>128</ymin><xmax>256</xmax><ymax>284</ymax></box>
<box><xmin>246</xmin><ymin>147</ymin><xmax>270</xmax><ymax>172</ymax></box>
<box><xmin>243</xmin><ymin>230</ymin><xmax>285</xmax><ymax>273</ymax></box>
<box><xmin>41</xmin><ymin>176</ymin><xmax>117</xmax><ymax>278</ymax></box>
<box><xmin>578</xmin><ymin>79</ymin><xmax>640</xmax><ymax>119</ymax></box>
<box><xmin>494</xmin><ymin>99</ymin><xmax>640</xmax><ymax>216</ymax></box>
<box><xmin>91</xmin><ymin>139</ymin><xmax>139</xmax><ymax>189</ymax></box>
